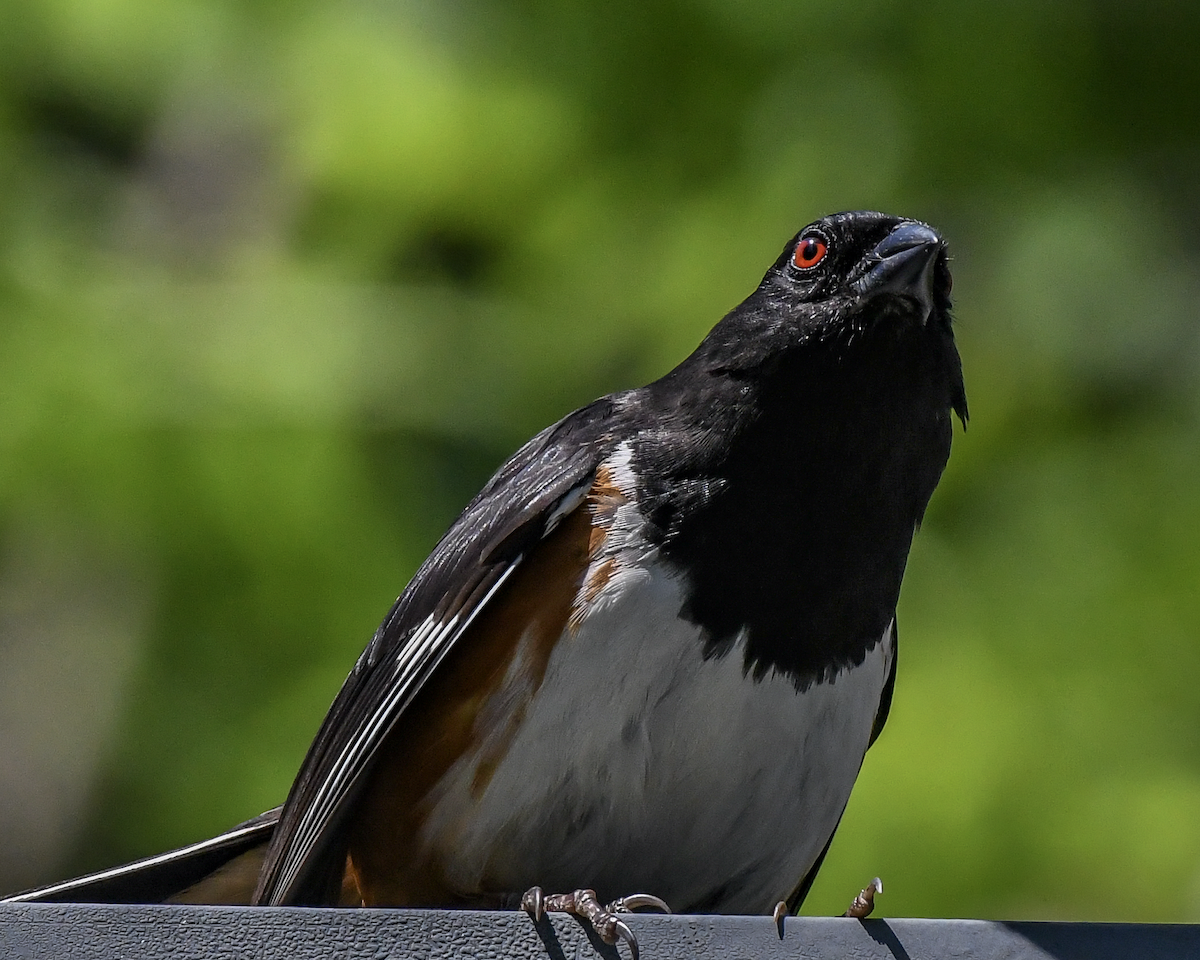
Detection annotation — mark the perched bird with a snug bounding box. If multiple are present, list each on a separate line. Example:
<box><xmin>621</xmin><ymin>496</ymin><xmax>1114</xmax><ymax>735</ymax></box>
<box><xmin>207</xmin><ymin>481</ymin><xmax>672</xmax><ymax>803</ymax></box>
<box><xmin>8</xmin><ymin>211</ymin><xmax>966</xmax><ymax>948</ymax></box>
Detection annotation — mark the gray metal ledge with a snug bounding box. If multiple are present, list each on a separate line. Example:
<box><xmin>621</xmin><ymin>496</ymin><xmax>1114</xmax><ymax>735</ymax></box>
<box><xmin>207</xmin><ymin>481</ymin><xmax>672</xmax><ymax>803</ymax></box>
<box><xmin>1</xmin><ymin>903</ymin><xmax>1197</xmax><ymax>960</ymax></box>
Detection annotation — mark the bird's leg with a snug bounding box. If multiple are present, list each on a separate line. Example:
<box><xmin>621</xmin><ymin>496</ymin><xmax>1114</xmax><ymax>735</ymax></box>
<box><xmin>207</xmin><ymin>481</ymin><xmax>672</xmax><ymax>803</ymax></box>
<box><xmin>522</xmin><ymin>886</ymin><xmax>670</xmax><ymax>960</ymax></box>
<box><xmin>842</xmin><ymin>877</ymin><xmax>882</xmax><ymax>919</ymax></box>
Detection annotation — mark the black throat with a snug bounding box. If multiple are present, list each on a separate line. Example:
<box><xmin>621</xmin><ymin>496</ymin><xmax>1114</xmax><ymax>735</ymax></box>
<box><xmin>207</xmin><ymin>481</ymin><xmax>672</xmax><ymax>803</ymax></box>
<box><xmin>633</xmin><ymin>317</ymin><xmax>961</xmax><ymax>689</ymax></box>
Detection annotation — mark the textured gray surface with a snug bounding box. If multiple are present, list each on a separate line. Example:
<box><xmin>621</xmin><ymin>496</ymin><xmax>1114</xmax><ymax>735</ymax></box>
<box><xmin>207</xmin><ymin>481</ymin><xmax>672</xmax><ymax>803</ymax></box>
<box><xmin>1</xmin><ymin>904</ymin><xmax>1197</xmax><ymax>960</ymax></box>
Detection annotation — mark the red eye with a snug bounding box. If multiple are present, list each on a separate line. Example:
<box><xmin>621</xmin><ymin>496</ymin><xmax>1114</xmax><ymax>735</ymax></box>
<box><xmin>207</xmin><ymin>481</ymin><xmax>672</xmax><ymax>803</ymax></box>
<box><xmin>793</xmin><ymin>236</ymin><xmax>827</xmax><ymax>269</ymax></box>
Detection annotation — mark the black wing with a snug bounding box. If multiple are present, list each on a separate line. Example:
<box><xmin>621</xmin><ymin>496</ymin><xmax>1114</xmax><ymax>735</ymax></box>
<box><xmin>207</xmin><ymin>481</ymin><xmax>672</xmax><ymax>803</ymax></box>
<box><xmin>868</xmin><ymin>617</ymin><xmax>898</xmax><ymax>747</ymax></box>
<box><xmin>253</xmin><ymin>398</ymin><xmax>617</xmax><ymax>905</ymax></box>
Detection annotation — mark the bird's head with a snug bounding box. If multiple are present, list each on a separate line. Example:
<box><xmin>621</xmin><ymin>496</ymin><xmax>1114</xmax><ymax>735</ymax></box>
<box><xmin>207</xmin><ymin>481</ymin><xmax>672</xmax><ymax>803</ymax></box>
<box><xmin>760</xmin><ymin>210</ymin><xmax>953</xmax><ymax>339</ymax></box>
<box><xmin>682</xmin><ymin>210</ymin><xmax>966</xmax><ymax>428</ymax></box>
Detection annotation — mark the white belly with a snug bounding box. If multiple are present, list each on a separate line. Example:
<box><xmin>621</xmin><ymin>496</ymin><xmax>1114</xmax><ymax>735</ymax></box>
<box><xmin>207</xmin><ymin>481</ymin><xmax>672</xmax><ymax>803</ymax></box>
<box><xmin>418</xmin><ymin>551</ymin><xmax>892</xmax><ymax>913</ymax></box>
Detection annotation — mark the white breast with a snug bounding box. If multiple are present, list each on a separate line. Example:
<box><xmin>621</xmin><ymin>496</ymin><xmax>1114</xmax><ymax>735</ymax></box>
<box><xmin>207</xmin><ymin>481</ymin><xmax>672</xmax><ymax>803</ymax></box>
<box><xmin>417</xmin><ymin>512</ymin><xmax>893</xmax><ymax>913</ymax></box>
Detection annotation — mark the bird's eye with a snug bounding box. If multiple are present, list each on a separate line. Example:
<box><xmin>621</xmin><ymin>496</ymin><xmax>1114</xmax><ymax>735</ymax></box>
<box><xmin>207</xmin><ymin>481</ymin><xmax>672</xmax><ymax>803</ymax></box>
<box><xmin>793</xmin><ymin>236</ymin><xmax>827</xmax><ymax>270</ymax></box>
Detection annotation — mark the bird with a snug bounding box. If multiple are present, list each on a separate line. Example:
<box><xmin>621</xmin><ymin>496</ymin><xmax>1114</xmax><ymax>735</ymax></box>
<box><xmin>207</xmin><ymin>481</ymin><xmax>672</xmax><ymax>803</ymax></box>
<box><xmin>7</xmin><ymin>210</ymin><xmax>966</xmax><ymax>951</ymax></box>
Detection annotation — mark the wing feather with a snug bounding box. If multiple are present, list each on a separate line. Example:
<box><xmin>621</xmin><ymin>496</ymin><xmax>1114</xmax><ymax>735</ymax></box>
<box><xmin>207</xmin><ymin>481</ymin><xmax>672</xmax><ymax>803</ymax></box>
<box><xmin>254</xmin><ymin>397</ymin><xmax>616</xmax><ymax>905</ymax></box>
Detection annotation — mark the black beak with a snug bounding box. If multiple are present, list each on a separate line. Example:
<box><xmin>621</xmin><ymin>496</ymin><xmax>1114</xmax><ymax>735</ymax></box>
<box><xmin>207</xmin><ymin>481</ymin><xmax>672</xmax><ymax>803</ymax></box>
<box><xmin>850</xmin><ymin>222</ymin><xmax>943</xmax><ymax>324</ymax></box>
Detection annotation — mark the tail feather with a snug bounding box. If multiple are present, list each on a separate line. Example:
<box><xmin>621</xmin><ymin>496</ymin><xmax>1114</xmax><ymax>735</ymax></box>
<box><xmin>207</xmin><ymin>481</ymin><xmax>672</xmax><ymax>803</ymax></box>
<box><xmin>3</xmin><ymin>808</ymin><xmax>280</xmax><ymax>905</ymax></box>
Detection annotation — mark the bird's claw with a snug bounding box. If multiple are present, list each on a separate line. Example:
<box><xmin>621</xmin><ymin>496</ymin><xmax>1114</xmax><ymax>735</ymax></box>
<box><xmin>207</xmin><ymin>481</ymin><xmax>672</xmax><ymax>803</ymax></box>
<box><xmin>772</xmin><ymin>900</ymin><xmax>788</xmax><ymax>937</ymax></box>
<box><xmin>842</xmin><ymin>877</ymin><xmax>883</xmax><ymax>919</ymax></box>
<box><xmin>521</xmin><ymin>886</ymin><xmax>670</xmax><ymax>960</ymax></box>
<box><xmin>609</xmin><ymin>893</ymin><xmax>671</xmax><ymax>915</ymax></box>
<box><xmin>521</xmin><ymin>885</ymin><xmax>546</xmax><ymax>922</ymax></box>
<box><xmin>612</xmin><ymin>918</ymin><xmax>638</xmax><ymax>960</ymax></box>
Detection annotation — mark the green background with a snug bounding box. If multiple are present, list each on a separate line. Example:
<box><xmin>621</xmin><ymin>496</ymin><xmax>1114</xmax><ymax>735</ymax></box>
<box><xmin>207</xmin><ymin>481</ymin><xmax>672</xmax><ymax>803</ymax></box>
<box><xmin>1</xmin><ymin>0</ymin><xmax>1199</xmax><ymax>922</ymax></box>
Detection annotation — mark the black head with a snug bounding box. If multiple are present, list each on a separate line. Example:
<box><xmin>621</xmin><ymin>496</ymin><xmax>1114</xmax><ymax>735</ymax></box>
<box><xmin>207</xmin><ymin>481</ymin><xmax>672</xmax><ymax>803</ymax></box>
<box><xmin>677</xmin><ymin>210</ymin><xmax>966</xmax><ymax>426</ymax></box>
<box><xmin>767</xmin><ymin>210</ymin><xmax>952</xmax><ymax>329</ymax></box>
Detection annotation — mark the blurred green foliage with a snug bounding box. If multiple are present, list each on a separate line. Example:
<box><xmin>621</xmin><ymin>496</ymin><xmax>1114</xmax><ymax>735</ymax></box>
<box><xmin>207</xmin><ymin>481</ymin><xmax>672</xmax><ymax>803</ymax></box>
<box><xmin>1</xmin><ymin>0</ymin><xmax>1198</xmax><ymax>922</ymax></box>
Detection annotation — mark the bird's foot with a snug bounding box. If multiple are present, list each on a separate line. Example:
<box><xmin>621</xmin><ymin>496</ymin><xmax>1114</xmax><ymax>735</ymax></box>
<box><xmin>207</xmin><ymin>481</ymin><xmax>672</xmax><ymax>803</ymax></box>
<box><xmin>522</xmin><ymin>886</ymin><xmax>671</xmax><ymax>960</ymax></box>
<box><xmin>842</xmin><ymin>877</ymin><xmax>882</xmax><ymax>919</ymax></box>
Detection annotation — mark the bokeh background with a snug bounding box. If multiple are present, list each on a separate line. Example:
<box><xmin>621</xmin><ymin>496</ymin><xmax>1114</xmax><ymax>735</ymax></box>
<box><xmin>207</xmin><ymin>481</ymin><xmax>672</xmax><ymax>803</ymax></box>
<box><xmin>2</xmin><ymin>0</ymin><xmax>1199</xmax><ymax>921</ymax></box>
